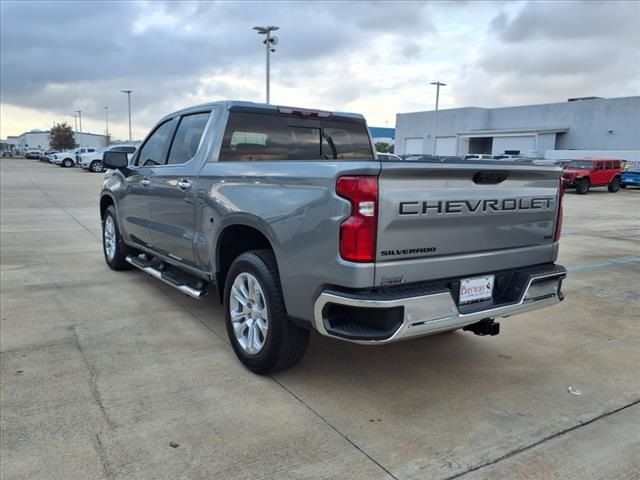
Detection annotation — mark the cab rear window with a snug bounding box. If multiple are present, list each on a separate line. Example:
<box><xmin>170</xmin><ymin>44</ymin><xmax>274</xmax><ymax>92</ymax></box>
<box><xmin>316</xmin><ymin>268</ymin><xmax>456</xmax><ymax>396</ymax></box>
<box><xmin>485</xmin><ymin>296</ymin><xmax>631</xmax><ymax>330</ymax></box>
<box><xmin>219</xmin><ymin>112</ymin><xmax>373</xmax><ymax>161</ymax></box>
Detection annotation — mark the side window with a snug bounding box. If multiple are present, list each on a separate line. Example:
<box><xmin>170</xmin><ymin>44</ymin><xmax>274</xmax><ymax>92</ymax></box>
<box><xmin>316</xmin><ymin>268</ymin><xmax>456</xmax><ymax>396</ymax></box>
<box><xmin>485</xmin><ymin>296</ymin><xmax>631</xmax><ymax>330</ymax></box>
<box><xmin>594</xmin><ymin>162</ymin><xmax>602</xmax><ymax>170</ymax></box>
<box><xmin>135</xmin><ymin>118</ymin><xmax>178</xmax><ymax>166</ymax></box>
<box><xmin>606</xmin><ymin>161</ymin><xmax>613</xmax><ymax>169</ymax></box>
<box><xmin>321</xmin><ymin>126</ymin><xmax>373</xmax><ymax>159</ymax></box>
<box><xmin>166</xmin><ymin>112</ymin><xmax>210</xmax><ymax>165</ymax></box>
<box><xmin>89</xmin><ymin>149</ymin><xmax>95</xmax><ymax>153</ymax></box>
<box><xmin>613</xmin><ymin>161</ymin><xmax>620</xmax><ymax>169</ymax></box>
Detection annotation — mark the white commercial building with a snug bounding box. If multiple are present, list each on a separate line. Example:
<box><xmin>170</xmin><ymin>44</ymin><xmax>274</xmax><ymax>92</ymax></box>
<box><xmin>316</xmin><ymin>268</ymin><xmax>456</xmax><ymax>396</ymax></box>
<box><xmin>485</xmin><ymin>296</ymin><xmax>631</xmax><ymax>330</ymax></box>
<box><xmin>395</xmin><ymin>96</ymin><xmax>640</xmax><ymax>162</ymax></box>
<box><xmin>7</xmin><ymin>129</ymin><xmax>108</xmax><ymax>154</ymax></box>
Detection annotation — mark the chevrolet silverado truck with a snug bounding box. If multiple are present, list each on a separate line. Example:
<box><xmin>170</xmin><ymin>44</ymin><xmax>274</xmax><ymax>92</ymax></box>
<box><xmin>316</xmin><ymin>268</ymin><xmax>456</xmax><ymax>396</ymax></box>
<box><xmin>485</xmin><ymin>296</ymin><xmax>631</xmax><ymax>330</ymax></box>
<box><xmin>100</xmin><ymin>101</ymin><xmax>567</xmax><ymax>374</ymax></box>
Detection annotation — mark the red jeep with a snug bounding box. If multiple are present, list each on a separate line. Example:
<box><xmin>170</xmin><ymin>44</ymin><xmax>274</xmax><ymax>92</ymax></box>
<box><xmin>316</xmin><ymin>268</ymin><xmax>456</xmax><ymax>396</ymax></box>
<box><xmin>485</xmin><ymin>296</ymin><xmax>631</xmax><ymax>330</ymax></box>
<box><xmin>562</xmin><ymin>158</ymin><xmax>622</xmax><ymax>194</ymax></box>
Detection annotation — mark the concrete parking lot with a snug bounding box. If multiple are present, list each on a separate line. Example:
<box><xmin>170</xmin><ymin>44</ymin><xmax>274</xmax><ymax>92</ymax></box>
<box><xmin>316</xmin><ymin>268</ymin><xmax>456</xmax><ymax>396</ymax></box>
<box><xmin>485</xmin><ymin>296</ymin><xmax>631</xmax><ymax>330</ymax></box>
<box><xmin>1</xmin><ymin>158</ymin><xmax>639</xmax><ymax>480</ymax></box>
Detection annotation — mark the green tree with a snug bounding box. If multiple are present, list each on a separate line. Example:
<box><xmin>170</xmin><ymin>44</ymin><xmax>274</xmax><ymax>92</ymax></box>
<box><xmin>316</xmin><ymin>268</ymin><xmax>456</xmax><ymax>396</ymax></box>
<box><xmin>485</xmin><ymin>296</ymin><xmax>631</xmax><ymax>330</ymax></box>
<box><xmin>375</xmin><ymin>142</ymin><xmax>394</xmax><ymax>154</ymax></box>
<box><xmin>49</xmin><ymin>122</ymin><xmax>76</xmax><ymax>151</ymax></box>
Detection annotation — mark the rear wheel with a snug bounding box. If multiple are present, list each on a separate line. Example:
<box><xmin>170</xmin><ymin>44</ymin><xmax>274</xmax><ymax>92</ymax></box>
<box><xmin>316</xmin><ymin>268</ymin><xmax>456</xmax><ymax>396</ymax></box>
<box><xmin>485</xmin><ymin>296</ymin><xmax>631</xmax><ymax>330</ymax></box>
<box><xmin>576</xmin><ymin>178</ymin><xmax>590</xmax><ymax>194</ymax></box>
<box><xmin>608</xmin><ymin>177</ymin><xmax>620</xmax><ymax>192</ymax></box>
<box><xmin>62</xmin><ymin>158</ymin><xmax>74</xmax><ymax>168</ymax></box>
<box><xmin>90</xmin><ymin>160</ymin><xmax>104</xmax><ymax>173</ymax></box>
<box><xmin>224</xmin><ymin>250</ymin><xmax>309</xmax><ymax>374</ymax></box>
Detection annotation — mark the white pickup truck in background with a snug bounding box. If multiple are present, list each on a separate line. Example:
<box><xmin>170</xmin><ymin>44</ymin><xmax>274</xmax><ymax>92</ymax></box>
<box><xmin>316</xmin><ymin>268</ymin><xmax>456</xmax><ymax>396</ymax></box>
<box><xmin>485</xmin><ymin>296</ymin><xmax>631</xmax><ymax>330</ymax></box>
<box><xmin>51</xmin><ymin>148</ymin><xmax>96</xmax><ymax>167</ymax></box>
<box><xmin>78</xmin><ymin>144</ymin><xmax>137</xmax><ymax>173</ymax></box>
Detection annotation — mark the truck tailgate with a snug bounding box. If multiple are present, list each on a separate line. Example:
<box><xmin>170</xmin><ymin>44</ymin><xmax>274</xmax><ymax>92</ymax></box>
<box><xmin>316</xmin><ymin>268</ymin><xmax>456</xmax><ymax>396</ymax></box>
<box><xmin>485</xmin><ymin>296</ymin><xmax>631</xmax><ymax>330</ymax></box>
<box><xmin>375</xmin><ymin>161</ymin><xmax>562</xmax><ymax>284</ymax></box>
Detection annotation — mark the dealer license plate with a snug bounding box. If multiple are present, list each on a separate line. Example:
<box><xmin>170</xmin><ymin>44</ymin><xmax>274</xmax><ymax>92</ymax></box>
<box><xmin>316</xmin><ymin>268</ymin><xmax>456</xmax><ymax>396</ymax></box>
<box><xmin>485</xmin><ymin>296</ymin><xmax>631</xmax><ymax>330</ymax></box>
<box><xmin>459</xmin><ymin>275</ymin><xmax>494</xmax><ymax>304</ymax></box>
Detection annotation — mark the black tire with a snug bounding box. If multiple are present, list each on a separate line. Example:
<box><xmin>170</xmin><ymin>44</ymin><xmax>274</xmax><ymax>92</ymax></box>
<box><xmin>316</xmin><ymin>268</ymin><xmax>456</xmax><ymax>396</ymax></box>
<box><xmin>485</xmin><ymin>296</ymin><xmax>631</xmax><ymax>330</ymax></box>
<box><xmin>608</xmin><ymin>177</ymin><xmax>620</xmax><ymax>192</ymax></box>
<box><xmin>62</xmin><ymin>158</ymin><xmax>74</xmax><ymax>168</ymax></box>
<box><xmin>102</xmin><ymin>206</ymin><xmax>135</xmax><ymax>270</ymax></box>
<box><xmin>224</xmin><ymin>249</ymin><xmax>309</xmax><ymax>374</ymax></box>
<box><xmin>620</xmin><ymin>184</ymin><xmax>627</xmax><ymax>189</ymax></box>
<box><xmin>576</xmin><ymin>178</ymin><xmax>590</xmax><ymax>194</ymax></box>
<box><xmin>90</xmin><ymin>161</ymin><xmax>104</xmax><ymax>173</ymax></box>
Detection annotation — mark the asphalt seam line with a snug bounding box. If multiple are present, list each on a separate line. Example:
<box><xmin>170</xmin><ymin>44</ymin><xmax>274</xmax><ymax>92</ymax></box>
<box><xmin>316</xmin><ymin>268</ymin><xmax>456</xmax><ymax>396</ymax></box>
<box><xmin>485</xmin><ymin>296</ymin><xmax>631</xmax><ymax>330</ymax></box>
<box><xmin>442</xmin><ymin>398</ymin><xmax>640</xmax><ymax>480</ymax></box>
<box><xmin>70</xmin><ymin>325</ymin><xmax>117</xmax><ymax>431</ymax></box>
<box><xmin>270</xmin><ymin>376</ymin><xmax>400</xmax><ymax>480</ymax></box>
<box><xmin>149</xmin><ymin>284</ymin><xmax>400</xmax><ymax>479</ymax></box>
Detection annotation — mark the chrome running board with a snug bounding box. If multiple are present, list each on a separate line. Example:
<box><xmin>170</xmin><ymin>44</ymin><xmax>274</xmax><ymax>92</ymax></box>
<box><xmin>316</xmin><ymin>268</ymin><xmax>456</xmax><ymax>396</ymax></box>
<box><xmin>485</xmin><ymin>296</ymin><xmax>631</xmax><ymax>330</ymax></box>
<box><xmin>126</xmin><ymin>255</ymin><xmax>207</xmax><ymax>299</ymax></box>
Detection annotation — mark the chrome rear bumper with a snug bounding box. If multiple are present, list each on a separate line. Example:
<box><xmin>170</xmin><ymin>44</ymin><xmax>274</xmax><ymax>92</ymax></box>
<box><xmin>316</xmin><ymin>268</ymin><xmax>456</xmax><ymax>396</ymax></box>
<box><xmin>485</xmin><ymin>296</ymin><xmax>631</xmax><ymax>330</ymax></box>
<box><xmin>313</xmin><ymin>265</ymin><xmax>566</xmax><ymax>344</ymax></box>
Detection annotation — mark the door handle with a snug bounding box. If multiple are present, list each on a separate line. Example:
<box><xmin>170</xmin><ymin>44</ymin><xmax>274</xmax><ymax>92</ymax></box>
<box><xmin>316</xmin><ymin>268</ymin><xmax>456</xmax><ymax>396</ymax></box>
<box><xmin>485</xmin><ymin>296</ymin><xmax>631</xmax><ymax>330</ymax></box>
<box><xmin>177</xmin><ymin>179</ymin><xmax>192</xmax><ymax>190</ymax></box>
<box><xmin>140</xmin><ymin>179</ymin><xmax>151</xmax><ymax>186</ymax></box>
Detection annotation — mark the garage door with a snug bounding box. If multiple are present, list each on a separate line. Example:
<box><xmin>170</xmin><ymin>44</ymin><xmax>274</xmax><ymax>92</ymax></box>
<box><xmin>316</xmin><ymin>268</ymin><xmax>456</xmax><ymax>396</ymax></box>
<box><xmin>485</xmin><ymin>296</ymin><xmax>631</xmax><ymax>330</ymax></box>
<box><xmin>404</xmin><ymin>137</ymin><xmax>423</xmax><ymax>154</ymax></box>
<box><xmin>435</xmin><ymin>137</ymin><xmax>457</xmax><ymax>156</ymax></box>
<box><xmin>492</xmin><ymin>136</ymin><xmax>535</xmax><ymax>156</ymax></box>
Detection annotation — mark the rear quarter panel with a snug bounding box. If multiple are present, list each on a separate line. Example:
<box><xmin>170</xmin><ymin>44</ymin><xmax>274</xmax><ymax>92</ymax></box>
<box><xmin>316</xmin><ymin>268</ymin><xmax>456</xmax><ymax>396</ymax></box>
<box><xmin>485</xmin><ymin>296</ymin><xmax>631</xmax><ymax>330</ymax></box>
<box><xmin>194</xmin><ymin>161</ymin><xmax>380</xmax><ymax>322</ymax></box>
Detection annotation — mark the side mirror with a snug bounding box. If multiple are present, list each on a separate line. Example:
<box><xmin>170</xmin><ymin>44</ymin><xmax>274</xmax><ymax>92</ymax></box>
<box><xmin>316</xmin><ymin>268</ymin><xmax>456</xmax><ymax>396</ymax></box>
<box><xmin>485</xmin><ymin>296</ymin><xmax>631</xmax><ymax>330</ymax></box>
<box><xmin>103</xmin><ymin>151</ymin><xmax>129</xmax><ymax>170</ymax></box>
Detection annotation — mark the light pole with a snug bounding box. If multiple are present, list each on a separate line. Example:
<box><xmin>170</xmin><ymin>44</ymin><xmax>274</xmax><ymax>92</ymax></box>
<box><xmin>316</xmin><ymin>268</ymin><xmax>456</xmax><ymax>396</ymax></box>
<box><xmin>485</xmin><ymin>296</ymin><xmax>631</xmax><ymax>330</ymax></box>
<box><xmin>430</xmin><ymin>81</ymin><xmax>446</xmax><ymax>155</ymax></box>
<box><xmin>253</xmin><ymin>26</ymin><xmax>279</xmax><ymax>104</ymax></box>
<box><xmin>121</xmin><ymin>89</ymin><xmax>133</xmax><ymax>141</ymax></box>
<box><xmin>104</xmin><ymin>106</ymin><xmax>109</xmax><ymax>146</ymax></box>
<box><xmin>75</xmin><ymin>110</ymin><xmax>83</xmax><ymax>148</ymax></box>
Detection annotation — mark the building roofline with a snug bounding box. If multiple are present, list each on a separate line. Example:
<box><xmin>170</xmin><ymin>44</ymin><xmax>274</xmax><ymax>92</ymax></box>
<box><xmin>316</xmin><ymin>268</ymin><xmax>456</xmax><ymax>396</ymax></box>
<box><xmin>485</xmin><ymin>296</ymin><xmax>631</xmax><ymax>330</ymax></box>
<box><xmin>14</xmin><ymin>130</ymin><xmax>107</xmax><ymax>138</ymax></box>
<box><xmin>398</xmin><ymin>95</ymin><xmax>640</xmax><ymax>116</ymax></box>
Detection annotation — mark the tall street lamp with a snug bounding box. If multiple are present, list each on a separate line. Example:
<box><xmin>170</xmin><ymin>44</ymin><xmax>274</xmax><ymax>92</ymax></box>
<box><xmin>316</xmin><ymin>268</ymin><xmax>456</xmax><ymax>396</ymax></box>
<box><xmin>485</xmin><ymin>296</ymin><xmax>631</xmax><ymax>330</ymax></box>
<box><xmin>121</xmin><ymin>90</ymin><xmax>133</xmax><ymax>141</ymax></box>
<box><xmin>430</xmin><ymin>81</ymin><xmax>446</xmax><ymax>155</ymax></box>
<box><xmin>104</xmin><ymin>106</ymin><xmax>109</xmax><ymax>145</ymax></box>
<box><xmin>253</xmin><ymin>26</ymin><xmax>279</xmax><ymax>104</ymax></box>
<box><xmin>75</xmin><ymin>110</ymin><xmax>83</xmax><ymax>148</ymax></box>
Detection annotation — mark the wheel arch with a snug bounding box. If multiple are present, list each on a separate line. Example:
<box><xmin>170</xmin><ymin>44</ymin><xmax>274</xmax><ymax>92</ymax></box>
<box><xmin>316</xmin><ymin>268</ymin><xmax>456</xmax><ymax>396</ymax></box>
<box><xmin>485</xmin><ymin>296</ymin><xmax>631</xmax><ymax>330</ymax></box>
<box><xmin>215</xmin><ymin>222</ymin><xmax>278</xmax><ymax>304</ymax></box>
<box><xmin>99</xmin><ymin>194</ymin><xmax>115</xmax><ymax>220</ymax></box>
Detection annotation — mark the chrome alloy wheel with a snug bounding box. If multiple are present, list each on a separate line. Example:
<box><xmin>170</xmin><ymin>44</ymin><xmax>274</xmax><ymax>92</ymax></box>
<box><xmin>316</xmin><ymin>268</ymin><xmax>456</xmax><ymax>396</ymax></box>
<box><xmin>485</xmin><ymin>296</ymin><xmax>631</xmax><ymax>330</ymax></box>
<box><xmin>230</xmin><ymin>272</ymin><xmax>269</xmax><ymax>355</ymax></box>
<box><xmin>104</xmin><ymin>216</ymin><xmax>116</xmax><ymax>261</ymax></box>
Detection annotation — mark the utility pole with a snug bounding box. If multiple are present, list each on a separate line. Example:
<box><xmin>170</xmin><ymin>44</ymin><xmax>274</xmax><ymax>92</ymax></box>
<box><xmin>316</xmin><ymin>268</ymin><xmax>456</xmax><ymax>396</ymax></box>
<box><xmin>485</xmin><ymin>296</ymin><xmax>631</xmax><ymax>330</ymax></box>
<box><xmin>253</xmin><ymin>26</ymin><xmax>279</xmax><ymax>104</ymax></box>
<box><xmin>430</xmin><ymin>81</ymin><xmax>446</xmax><ymax>155</ymax></box>
<box><xmin>75</xmin><ymin>110</ymin><xmax>83</xmax><ymax>148</ymax></box>
<box><xmin>104</xmin><ymin>106</ymin><xmax>109</xmax><ymax>146</ymax></box>
<box><xmin>121</xmin><ymin>90</ymin><xmax>133</xmax><ymax>141</ymax></box>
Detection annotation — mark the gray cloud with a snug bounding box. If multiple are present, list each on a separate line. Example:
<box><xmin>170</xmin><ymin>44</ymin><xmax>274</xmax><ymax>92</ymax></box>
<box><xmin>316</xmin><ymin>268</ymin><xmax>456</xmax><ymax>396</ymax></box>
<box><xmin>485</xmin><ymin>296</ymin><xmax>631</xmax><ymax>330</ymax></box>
<box><xmin>1</xmin><ymin>0</ymin><xmax>638</xmax><ymax>138</ymax></box>
<box><xmin>453</xmin><ymin>1</ymin><xmax>640</xmax><ymax>108</ymax></box>
<box><xmin>494</xmin><ymin>1</ymin><xmax>640</xmax><ymax>43</ymax></box>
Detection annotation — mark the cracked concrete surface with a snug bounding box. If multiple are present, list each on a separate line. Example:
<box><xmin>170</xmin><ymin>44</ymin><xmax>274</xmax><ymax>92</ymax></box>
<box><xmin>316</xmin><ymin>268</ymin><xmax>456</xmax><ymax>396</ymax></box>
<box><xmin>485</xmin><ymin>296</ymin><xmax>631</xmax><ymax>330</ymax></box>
<box><xmin>1</xmin><ymin>159</ymin><xmax>639</xmax><ymax>479</ymax></box>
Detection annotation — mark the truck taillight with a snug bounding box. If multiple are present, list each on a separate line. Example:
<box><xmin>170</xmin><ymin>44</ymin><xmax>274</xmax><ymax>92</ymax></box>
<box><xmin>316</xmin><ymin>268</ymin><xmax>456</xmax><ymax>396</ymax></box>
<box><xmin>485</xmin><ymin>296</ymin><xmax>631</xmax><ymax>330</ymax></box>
<box><xmin>554</xmin><ymin>178</ymin><xmax>565</xmax><ymax>242</ymax></box>
<box><xmin>336</xmin><ymin>176</ymin><xmax>378</xmax><ymax>262</ymax></box>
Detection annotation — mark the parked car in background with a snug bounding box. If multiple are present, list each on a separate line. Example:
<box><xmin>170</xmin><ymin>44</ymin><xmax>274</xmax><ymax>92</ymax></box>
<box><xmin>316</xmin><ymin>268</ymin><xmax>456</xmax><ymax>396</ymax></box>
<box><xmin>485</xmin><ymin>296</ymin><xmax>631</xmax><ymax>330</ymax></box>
<box><xmin>562</xmin><ymin>159</ymin><xmax>622</xmax><ymax>194</ymax></box>
<box><xmin>40</xmin><ymin>150</ymin><xmax>59</xmax><ymax>162</ymax></box>
<box><xmin>621</xmin><ymin>168</ymin><xmax>640</xmax><ymax>188</ymax></box>
<box><xmin>51</xmin><ymin>148</ymin><xmax>96</xmax><ymax>167</ymax></box>
<box><xmin>530</xmin><ymin>158</ymin><xmax>566</xmax><ymax>167</ymax></box>
<box><xmin>1</xmin><ymin>151</ymin><xmax>13</xmax><ymax>157</ymax></box>
<box><xmin>25</xmin><ymin>149</ymin><xmax>43</xmax><ymax>159</ymax></box>
<box><xmin>464</xmin><ymin>154</ymin><xmax>493</xmax><ymax>160</ymax></box>
<box><xmin>376</xmin><ymin>152</ymin><xmax>402</xmax><ymax>161</ymax></box>
<box><xmin>403</xmin><ymin>154</ymin><xmax>437</xmax><ymax>161</ymax></box>
<box><xmin>79</xmin><ymin>144</ymin><xmax>137</xmax><ymax>172</ymax></box>
<box><xmin>493</xmin><ymin>154</ymin><xmax>524</xmax><ymax>161</ymax></box>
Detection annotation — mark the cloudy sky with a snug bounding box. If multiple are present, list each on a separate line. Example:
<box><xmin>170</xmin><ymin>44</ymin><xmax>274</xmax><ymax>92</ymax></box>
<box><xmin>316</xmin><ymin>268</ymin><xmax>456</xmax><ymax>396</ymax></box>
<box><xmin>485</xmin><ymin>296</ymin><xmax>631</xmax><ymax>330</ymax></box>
<box><xmin>1</xmin><ymin>0</ymin><xmax>639</xmax><ymax>141</ymax></box>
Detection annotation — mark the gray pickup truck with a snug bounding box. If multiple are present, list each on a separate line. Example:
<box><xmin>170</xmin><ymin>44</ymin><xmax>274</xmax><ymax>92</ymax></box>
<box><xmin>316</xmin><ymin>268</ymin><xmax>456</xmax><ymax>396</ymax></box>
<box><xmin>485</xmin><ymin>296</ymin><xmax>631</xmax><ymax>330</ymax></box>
<box><xmin>100</xmin><ymin>101</ymin><xmax>566</xmax><ymax>373</ymax></box>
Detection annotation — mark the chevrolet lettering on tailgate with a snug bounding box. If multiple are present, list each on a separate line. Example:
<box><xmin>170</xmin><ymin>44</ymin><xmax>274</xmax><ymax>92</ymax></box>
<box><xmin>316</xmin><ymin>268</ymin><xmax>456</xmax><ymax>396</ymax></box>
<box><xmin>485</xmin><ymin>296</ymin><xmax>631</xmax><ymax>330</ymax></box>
<box><xmin>399</xmin><ymin>197</ymin><xmax>555</xmax><ymax>215</ymax></box>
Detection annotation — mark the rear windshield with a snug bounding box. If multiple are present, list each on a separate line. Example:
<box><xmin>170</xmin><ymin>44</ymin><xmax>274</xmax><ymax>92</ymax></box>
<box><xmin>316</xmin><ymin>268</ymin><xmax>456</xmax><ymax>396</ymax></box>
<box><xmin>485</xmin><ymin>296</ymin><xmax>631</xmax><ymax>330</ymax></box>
<box><xmin>219</xmin><ymin>112</ymin><xmax>373</xmax><ymax>161</ymax></box>
<box><xmin>567</xmin><ymin>160</ymin><xmax>593</xmax><ymax>168</ymax></box>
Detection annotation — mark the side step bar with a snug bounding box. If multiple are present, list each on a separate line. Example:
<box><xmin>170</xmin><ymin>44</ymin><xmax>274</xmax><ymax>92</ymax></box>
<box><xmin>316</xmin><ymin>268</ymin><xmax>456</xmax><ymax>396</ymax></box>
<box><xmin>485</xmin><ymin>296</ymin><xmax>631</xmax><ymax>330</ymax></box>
<box><xmin>126</xmin><ymin>255</ymin><xmax>207</xmax><ymax>299</ymax></box>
